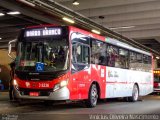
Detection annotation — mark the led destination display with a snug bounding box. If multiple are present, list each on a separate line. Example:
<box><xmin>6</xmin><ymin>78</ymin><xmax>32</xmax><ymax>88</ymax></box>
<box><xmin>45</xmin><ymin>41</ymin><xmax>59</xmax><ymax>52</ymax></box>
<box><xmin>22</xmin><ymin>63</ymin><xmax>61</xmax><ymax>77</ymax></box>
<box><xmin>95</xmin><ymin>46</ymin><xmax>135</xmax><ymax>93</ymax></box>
<box><xmin>25</xmin><ymin>28</ymin><xmax>62</xmax><ymax>37</ymax></box>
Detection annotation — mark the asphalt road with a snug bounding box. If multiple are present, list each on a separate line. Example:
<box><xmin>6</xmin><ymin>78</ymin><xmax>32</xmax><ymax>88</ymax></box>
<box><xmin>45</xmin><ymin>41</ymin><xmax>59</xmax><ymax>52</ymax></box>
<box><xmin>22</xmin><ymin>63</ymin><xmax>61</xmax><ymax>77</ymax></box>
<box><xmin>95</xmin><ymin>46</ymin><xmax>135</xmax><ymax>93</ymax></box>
<box><xmin>0</xmin><ymin>92</ymin><xmax>160</xmax><ymax>120</ymax></box>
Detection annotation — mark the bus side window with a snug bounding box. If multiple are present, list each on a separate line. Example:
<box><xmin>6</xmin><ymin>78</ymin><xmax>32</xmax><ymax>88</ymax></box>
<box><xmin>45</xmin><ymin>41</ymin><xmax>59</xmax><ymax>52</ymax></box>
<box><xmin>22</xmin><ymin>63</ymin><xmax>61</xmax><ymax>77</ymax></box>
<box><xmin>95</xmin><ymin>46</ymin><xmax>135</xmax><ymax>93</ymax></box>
<box><xmin>91</xmin><ymin>39</ymin><xmax>107</xmax><ymax>66</ymax></box>
<box><xmin>76</xmin><ymin>44</ymin><xmax>89</xmax><ymax>64</ymax></box>
<box><xmin>91</xmin><ymin>39</ymin><xmax>100</xmax><ymax>64</ymax></box>
<box><xmin>136</xmin><ymin>53</ymin><xmax>143</xmax><ymax>71</ymax></box>
<box><xmin>71</xmin><ymin>43</ymin><xmax>90</xmax><ymax>73</ymax></box>
<box><xmin>107</xmin><ymin>45</ymin><xmax>118</xmax><ymax>67</ymax></box>
<box><xmin>119</xmin><ymin>48</ymin><xmax>129</xmax><ymax>69</ymax></box>
<box><xmin>143</xmin><ymin>55</ymin><xmax>152</xmax><ymax>72</ymax></box>
<box><xmin>129</xmin><ymin>51</ymin><xmax>137</xmax><ymax>70</ymax></box>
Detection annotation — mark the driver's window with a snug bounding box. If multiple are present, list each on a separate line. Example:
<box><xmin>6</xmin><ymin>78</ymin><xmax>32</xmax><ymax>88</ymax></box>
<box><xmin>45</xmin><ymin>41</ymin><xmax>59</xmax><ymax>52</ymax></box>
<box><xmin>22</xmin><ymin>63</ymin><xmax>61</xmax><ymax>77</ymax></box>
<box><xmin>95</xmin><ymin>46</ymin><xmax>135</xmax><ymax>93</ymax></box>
<box><xmin>71</xmin><ymin>33</ymin><xmax>90</xmax><ymax>73</ymax></box>
<box><xmin>72</xmin><ymin>43</ymin><xmax>90</xmax><ymax>73</ymax></box>
<box><xmin>73</xmin><ymin>44</ymin><xmax>89</xmax><ymax>64</ymax></box>
<box><xmin>76</xmin><ymin>44</ymin><xmax>89</xmax><ymax>64</ymax></box>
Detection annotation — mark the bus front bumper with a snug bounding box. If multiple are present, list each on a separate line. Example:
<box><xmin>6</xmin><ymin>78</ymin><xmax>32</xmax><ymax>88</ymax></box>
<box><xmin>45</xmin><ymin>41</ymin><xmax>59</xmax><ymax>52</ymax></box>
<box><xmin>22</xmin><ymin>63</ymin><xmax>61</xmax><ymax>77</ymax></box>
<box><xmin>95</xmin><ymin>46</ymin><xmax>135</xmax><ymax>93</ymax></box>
<box><xmin>13</xmin><ymin>86</ymin><xmax>70</xmax><ymax>100</ymax></box>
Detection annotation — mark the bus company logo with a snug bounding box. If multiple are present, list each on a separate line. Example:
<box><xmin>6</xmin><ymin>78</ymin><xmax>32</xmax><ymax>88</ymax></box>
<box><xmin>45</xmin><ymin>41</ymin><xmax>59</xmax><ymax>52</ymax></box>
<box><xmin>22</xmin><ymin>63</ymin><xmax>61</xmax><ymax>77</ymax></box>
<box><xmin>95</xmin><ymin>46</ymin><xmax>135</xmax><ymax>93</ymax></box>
<box><xmin>108</xmin><ymin>70</ymin><xmax>119</xmax><ymax>78</ymax></box>
<box><xmin>25</xmin><ymin>82</ymin><xmax>30</xmax><ymax>88</ymax></box>
<box><xmin>108</xmin><ymin>70</ymin><xmax>113</xmax><ymax>78</ymax></box>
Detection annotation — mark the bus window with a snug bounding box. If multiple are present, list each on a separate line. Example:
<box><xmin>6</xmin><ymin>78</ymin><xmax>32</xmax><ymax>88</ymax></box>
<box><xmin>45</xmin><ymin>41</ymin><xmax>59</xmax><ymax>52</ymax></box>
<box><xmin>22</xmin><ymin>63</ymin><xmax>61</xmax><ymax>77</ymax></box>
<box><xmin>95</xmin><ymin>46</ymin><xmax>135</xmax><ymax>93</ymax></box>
<box><xmin>136</xmin><ymin>53</ymin><xmax>143</xmax><ymax>71</ymax></box>
<box><xmin>129</xmin><ymin>51</ymin><xmax>137</xmax><ymax>70</ymax></box>
<box><xmin>137</xmin><ymin>53</ymin><xmax>142</xmax><ymax>63</ymax></box>
<box><xmin>76</xmin><ymin>44</ymin><xmax>89</xmax><ymax>64</ymax></box>
<box><xmin>154</xmin><ymin>74</ymin><xmax>160</xmax><ymax>82</ymax></box>
<box><xmin>91</xmin><ymin>39</ymin><xmax>107</xmax><ymax>65</ymax></box>
<box><xmin>71</xmin><ymin>33</ymin><xmax>90</xmax><ymax>73</ymax></box>
<box><xmin>99</xmin><ymin>43</ymin><xmax>107</xmax><ymax>66</ymax></box>
<box><xmin>119</xmin><ymin>48</ymin><xmax>129</xmax><ymax>69</ymax></box>
<box><xmin>107</xmin><ymin>45</ymin><xmax>118</xmax><ymax>67</ymax></box>
<box><xmin>143</xmin><ymin>55</ymin><xmax>151</xmax><ymax>72</ymax></box>
<box><xmin>72</xmin><ymin>43</ymin><xmax>90</xmax><ymax>73</ymax></box>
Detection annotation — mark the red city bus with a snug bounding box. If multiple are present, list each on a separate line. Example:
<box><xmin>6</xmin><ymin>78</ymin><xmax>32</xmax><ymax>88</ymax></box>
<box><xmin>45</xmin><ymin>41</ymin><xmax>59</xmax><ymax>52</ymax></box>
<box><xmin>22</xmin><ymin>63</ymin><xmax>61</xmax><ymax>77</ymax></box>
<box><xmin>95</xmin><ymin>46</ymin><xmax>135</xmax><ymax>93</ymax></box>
<box><xmin>8</xmin><ymin>25</ymin><xmax>153</xmax><ymax>107</ymax></box>
<box><xmin>153</xmin><ymin>69</ymin><xmax>160</xmax><ymax>93</ymax></box>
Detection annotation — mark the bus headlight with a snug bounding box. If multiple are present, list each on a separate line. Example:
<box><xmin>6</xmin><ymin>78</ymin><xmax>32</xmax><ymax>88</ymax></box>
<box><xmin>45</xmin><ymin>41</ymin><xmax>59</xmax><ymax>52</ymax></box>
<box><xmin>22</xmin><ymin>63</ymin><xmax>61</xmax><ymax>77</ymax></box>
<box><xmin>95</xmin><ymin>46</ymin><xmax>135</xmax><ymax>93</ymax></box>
<box><xmin>13</xmin><ymin>79</ymin><xmax>19</xmax><ymax>90</ymax></box>
<box><xmin>13</xmin><ymin>79</ymin><xmax>18</xmax><ymax>86</ymax></box>
<box><xmin>53</xmin><ymin>80</ymin><xmax>68</xmax><ymax>91</ymax></box>
<box><xmin>60</xmin><ymin>80</ymin><xmax>68</xmax><ymax>87</ymax></box>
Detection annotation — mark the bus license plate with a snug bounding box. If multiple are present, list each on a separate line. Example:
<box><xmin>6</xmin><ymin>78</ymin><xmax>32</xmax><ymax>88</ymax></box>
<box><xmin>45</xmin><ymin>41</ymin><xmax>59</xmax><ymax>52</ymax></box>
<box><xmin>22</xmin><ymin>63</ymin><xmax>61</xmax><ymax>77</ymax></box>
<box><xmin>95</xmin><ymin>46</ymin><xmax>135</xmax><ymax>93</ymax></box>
<box><xmin>29</xmin><ymin>92</ymin><xmax>39</xmax><ymax>96</ymax></box>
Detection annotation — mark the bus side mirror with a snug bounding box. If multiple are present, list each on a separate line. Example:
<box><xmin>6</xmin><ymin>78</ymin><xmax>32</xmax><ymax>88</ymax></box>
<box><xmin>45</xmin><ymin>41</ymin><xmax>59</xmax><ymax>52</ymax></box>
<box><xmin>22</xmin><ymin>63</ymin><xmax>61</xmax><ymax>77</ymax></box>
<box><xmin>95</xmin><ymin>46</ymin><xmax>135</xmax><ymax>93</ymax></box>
<box><xmin>8</xmin><ymin>39</ymin><xmax>17</xmax><ymax>60</ymax></box>
<box><xmin>8</xmin><ymin>44</ymin><xmax>11</xmax><ymax>54</ymax></box>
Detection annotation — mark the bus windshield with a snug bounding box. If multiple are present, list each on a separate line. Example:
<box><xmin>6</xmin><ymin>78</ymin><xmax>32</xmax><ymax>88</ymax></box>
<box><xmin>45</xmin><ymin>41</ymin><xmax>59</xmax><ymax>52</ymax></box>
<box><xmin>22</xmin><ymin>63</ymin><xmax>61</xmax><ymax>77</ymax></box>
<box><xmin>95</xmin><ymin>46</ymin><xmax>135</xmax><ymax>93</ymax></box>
<box><xmin>154</xmin><ymin>74</ymin><xmax>160</xmax><ymax>82</ymax></box>
<box><xmin>16</xmin><ymin>38</ymin><xmax>69</xmax><ymax>72</ymax></box>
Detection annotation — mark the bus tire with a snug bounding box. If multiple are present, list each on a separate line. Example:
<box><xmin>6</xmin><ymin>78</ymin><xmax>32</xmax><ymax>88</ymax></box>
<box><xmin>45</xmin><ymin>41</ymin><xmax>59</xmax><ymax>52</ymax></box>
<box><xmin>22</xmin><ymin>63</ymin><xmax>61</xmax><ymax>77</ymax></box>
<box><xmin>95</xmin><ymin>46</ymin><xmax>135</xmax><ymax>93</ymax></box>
<box><xmin>128</xmin><ymin>84</ymin><xmax>139</xmax><ymax>102</ymax></box>
<box><xmin>85</xmin><ymin>84</ymin><xmax>98</xmax><ymax>108</ymax></box>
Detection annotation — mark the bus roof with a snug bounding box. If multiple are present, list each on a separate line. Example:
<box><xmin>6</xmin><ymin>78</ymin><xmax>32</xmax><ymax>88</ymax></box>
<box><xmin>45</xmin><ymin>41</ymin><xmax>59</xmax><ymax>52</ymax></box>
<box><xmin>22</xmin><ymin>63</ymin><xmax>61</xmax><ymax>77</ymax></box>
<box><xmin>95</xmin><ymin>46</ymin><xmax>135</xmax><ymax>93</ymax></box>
<box><xmin>105</xmin><ymin>37</ymin><xmax>152</xmax><ymax>56</ymax></box>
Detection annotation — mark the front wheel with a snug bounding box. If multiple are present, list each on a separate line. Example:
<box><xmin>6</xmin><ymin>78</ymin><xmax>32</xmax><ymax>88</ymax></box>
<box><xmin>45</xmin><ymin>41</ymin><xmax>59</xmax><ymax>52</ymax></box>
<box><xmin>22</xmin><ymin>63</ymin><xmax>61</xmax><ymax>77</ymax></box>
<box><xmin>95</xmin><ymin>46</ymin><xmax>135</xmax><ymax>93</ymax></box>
<box><xmin>85</xmin><ymin>84</ymin><xmax>98</xmax><ymax>108</ymax></box>
<box><xmin>128</xmin><ymin>84</ymin><xmax>139</xmax><ymax>102</ymax></box>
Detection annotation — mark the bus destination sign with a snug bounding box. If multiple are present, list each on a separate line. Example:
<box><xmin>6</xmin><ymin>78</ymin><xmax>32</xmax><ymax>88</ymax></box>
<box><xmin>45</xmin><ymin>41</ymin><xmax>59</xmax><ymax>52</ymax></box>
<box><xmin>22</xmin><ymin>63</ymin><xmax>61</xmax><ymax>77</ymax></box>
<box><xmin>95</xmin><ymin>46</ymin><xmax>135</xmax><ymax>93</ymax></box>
<box><xmin>25</xmin><ymin>28</ymin><xmax>61</xmax><ymax>37</ymax></box>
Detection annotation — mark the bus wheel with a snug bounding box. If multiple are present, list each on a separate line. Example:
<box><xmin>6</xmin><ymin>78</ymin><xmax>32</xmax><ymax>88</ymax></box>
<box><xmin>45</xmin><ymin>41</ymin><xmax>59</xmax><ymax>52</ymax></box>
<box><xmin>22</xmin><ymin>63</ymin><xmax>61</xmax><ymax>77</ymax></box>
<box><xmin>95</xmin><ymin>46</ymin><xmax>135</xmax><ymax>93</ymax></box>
<box><xmin>129</xmin><ymin>84</ymin><xmax>139</xmax><ymax>102</ymax></box>
<box><xmin>85</xmin><ymin>84</ymin><xmax>98</xmax><ymax>108</ymax></box>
